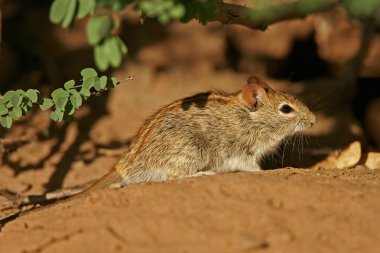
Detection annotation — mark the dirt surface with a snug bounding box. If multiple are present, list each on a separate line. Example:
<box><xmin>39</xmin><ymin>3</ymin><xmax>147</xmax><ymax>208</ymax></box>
<box><xmin>1</xmin><ymin>3</ymin><xmax>380</xmax><ymax>253</ymax></box>
<box><xmin>1</xmin><ymin>168</ymin><xmax>380</xmax><ymax>253</ymax></box>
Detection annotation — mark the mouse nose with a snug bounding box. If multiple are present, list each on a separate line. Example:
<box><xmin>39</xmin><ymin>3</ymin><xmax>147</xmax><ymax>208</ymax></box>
<box><xmin>310</xmin><ymin>114</ymin><xmax>317</xmax><ymax>127</ymax></box>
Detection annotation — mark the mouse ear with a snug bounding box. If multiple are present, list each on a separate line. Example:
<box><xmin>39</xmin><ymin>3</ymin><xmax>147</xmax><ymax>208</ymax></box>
<box><xmin>247</xmin><ymin>76</ymin><xmax>271</xmax><ymax>90</ymax></box>
<box><xmin>240</xmin><ymin>76</ymin><xmax>269</xmax><ymax>111</ymax></box>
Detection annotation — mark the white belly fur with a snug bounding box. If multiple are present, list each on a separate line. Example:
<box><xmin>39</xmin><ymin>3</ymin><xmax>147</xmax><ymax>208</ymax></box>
<box><xmin>211</xmin><ymin>155</ymin><xmax>261</xmax><ymax>173</ymax></box>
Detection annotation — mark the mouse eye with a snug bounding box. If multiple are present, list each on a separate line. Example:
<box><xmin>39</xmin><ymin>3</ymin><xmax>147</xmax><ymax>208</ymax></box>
<box><xmin>280</xmin><ymin>104</ymin><xmax>294</xmax><ymax>114</ymax></box>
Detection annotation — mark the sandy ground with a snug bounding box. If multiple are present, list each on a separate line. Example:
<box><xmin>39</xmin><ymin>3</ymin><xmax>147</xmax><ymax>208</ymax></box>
<box><xmin>1</xmin><ymin>168</ymin><xmax>380</xmax><ymax>253</ymax></box>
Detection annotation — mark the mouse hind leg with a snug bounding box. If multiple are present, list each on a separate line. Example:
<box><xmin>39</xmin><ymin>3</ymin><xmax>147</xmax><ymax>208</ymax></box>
<box><xmin>121</xmin><ymin>130</ymin><xmax>211</xmax><ymax>183</ymax></box>
<box><xmin>163</xmin><ymin>131</ymin><xmax>211</xmax><ymax>180</ymax></box>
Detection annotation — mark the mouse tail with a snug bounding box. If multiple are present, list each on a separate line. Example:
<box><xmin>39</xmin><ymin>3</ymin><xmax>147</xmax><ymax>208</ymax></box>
<box><xmin>73</xmin><ymin>168</ymin><xmax>124</xmax><ymax>199</ymax></box>
<box><xmin>0</xmin><ymin>166</ymin><xmax>124</xmax><ymax>230</ymax></box>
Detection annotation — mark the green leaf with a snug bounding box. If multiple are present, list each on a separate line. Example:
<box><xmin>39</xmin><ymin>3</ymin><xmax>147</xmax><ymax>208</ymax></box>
<box><xmin>52</xmin><ymin>89</ymin><xmax>69</xmax><ymax>109</ymax></box>
<box><xmin>55</xmin><ymin>94</ymin><xmax>69</xmax><ymax>110</ymax></box>
<box><xmin>40</xmin><ymin>98</ymin><xmax>54</xmax><ymax>110</ymax></box>
<box><xmin>25</xmin><ymin>89</ymin><xmax>39</xmax><ymax>103</ymax></box>
<box><xmin>11</xmin><ymin>94</ymin><xmax>22</xmax><ymax>107</ymax></box>
<box><xmin>51</xmin><ymin>88</ymin><xmax>66</xmax><ymax>98</ymax></box>
<box><xmin>2</xmin><ymin>91</ymin><xmax>15</xmax><ymax>103</ymax></box>
<box><xmin>158</xmin><ymin>13</ymin><xmax>170</xmax><ymax>24</ymax></box>
<box><xmin>86</xmin><ymin>14</ymin><xmax>114</xmax><ymax>45</ymax></box>
<box><xmin>77</xmin><ymin>0</ymin><xmax>95</xmax><ymax>18</ymax></box>
<box><xmin>117</xmin><ymin>37</ymin><xmax>128</xmax><ymax>55</ymax></box>
<box><xmin>74</xmin><ymin>91</ymin><xmax>82</xmax><ymax>107</ymax></box>
<box><xmin>8</xmin><ymin>111</ymin><xmax>17</xmax><ymax>120</ymax></box>
<box><xmin>94</xmin><ymin>77</ymin><xmax>101</xmax><ymax>91</ymax></box>
<box><xmin>169</xmin><ymin>4</ymin><xmax>185</xmax><ymax>19</ymax></box>
<box><xmin>13</xmin><ymin>107</ymin><xmax>22</xmax><ymax>118</ymax></box>
<box><xmin>15</xmin><ymin>89</ymin><xmax>26</xmax><ymax>100</ymax></box>
<box><xmin>49</xmin><ymin>0</ymin><xmax>69</xmax><ymax>24</ymax></box>
<box><xmin>83</xmin><ymin>76</ymin><xmax>96</xmax><ymax>89</ymax></box>
<box><xmin>0</xmin><ymin>105</ymin><xmax>8</xmax><ymax>115</ymax></box>
<box><xmin>107</xmin><ymin>36</ymin><xmax>122</xmax><ymax>68</ymax></box>
<box><xmin>94</xmin><ymin>43</ymin><xmax>109</xmax><ymax>71</ymax></box>
<box><xmin>50</xmin><ymin>111</ymin><xmax>59</xmax><ymax>121</ymax></box>
<box><xmin>64</xmin><ymin>80</ymin><xmax>75</xmax><ymax>90</ymax></box>
<box><xmin>2</xmin><ymin>89</ymin><xmax>23</xmax><ymax>104</ymax></box>
<box><xmin>62</xmin><ymin>0</ymin><xmax>77</xmax><ymax>28</ymax></box>
<box><xmin>15</xmin><ymin>89</ymin><xmax>25</xmax><ymax>95</ymax></box>
<box><xmin>69</xmin><ymin>89</ymin><xmax>83</xmax><ymax>109</ymax></box>
<box><xmin>80</xmin><ymin>88</ymin><xmax>91</xmax><ymax>98</ymax></box>
<box><xmin>9</xmin><ymin>107</ymin><xmax>22</xmax><ymax>120</ymax></box>
<box><xmin>111</xmin><ymin>77</ymin><xmax>117</xmax><ymax>85</ymax></box>
<box><xmin>56</xmin><ymin>109</ymin><xmax>64</xmax><ymax>121</ymax></box>
<box><xmin>70</xmin><ymin>94</ymin><xmax>77</xmax><ymax>109</ymax></box>
<box><xmin>0</xmin><ymin>116</ymin><xmax>12</xmax><ymax>128</ymax></box>
<box><xmin>81</xmin><ymin>68</ymin><xmax>98</xmax><ymax>78</ymax></box>
<box><xmin>99</xmin><ymin>76</ymin><xmax>107</xmax><ymax>89</ymax></box>
<box><xmin>51</xmin><ymin>109</ymin><xmax>64</xmax><ymax>121</ymax></box>
<box><xmin>111</xmin><ymin>0</ymin><xmax>133</xmax><ymax>11</ymax></box>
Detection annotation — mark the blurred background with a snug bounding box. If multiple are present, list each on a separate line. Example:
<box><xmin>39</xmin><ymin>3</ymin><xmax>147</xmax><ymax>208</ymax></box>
<box><xmin>0</xmin><ymin>0</ymin><xmax>379</xmax><ymax>194</ymax></box>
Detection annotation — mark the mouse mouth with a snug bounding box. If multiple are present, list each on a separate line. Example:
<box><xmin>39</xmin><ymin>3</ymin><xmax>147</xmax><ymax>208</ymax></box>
<box><xmin>293</xmin><ymin>122</ymin><xmax>312</xmax><ymax>134</ymax></box>
<box><xmin>292</xmin><ymin>114</ymin><xmax>316</xmax><ymax>134</ymax></box>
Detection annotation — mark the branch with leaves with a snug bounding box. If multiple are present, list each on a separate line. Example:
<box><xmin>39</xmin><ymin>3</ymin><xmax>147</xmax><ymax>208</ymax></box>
<box><xmin>49</xmin><ymin>0</ymin><xmax>129</xmax><ymax>71</ymax></box>
<box><xmin>0</xmin><ymin>68</ymin><xmax>130</xmax><ymax>128</ymax></box>
<box><xmin>48</xmin><ymin>0</ymin><xmax>380</xmax><ymax>71</ymax></box>
<box><xmin>1</xmin><ymin>0</ymin><xmax>378</xmax><ymax>129</ymax></box>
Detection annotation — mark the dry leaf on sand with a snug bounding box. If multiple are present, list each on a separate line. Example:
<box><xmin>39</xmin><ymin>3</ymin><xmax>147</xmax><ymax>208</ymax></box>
<box><xmin>311</xmin><ymin>141</ymin><xmax>361</xmax><ymax>169</ymax></box>
<box><xmin>361</xmin><ymin>152</ymin><xmax>380</xmax><ymax>170</ymax></box>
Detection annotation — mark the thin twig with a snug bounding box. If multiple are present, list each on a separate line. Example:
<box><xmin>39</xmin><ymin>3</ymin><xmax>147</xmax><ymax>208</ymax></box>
<box><xmin>0</xmin><ymin>183</ymin><xmax>91</xmax><ymax>210</ymax></box>
<box><xmin>0</xmin><ymin>181</ymin><xmax>123</xmax><ymax>211</ymax></box>
<box><xmin>116</xmin><ymin>76</ymin><xmax>134</xmax><ymax>85</ymax></box>
<box><xmin>72</xmin><ymin>75</ymin><xmax>134</xmax><ymax>89</ymax></box>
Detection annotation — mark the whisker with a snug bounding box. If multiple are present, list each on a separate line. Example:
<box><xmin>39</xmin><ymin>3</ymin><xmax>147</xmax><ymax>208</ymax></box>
<box><xmin>287</xmin><ymin>72</ymin><xmax>296</xmax><ymax>81</ymax></box>
<box><xmin>312</xmin><ymin>102</ymin><xmax>336</xmax><ymax>113</ymax></box>
<box><xmin>298</xmin><ymin>135</ymin><xmax>301</xmax><ymax>162</ymax></box>
<box><xmin>304</xmin><ymin>134</ymin><xmax>309</xmax><ymax>146</ymax></box>
<box><xmin>310</xmin><ymin>87</ymin><xmax>338</xmax><ymax>111</ymax></box>
<box><xmin>292</xmin><ymin>136</ymin><xmax>296</xmax><ymax>156</ymax></box>
<box><xmin>281</xmin><ymin>142</ymin><xmax>285</xmax><ymax>167</ymax></box>
<box><xmin>281</xmin><ymin>137</ymin><xmax>290</xmax><ymax>167</ymax></box>
<box><xmin>313</xmin><ymin>137</ymin><xmax>321</xmax><ymax>149</ymax></box>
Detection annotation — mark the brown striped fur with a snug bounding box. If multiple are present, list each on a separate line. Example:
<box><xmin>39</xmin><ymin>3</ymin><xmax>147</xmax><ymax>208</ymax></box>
<box><xmin>110</xmin><ymin>75</ymin><xmax>316</xmax><ymax>183</ymax></box>
<box><xmin>7</xmin><ymin>76</ymin><xmax>316</xmax><ymax>222</ymax></box>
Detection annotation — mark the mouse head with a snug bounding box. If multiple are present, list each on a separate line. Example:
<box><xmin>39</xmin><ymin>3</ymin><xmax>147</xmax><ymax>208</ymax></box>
<box><xmin>239</xmin><ymin>76</ymin><xmax>316</xmax><ymax>137</ymax></box>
